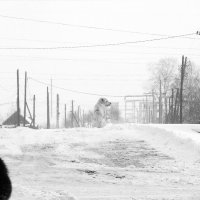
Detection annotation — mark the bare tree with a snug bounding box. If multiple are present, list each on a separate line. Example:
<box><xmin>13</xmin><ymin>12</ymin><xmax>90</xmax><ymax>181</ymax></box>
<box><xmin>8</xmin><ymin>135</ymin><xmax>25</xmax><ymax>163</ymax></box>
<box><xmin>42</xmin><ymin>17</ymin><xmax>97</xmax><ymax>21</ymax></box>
<box><xmin>149</xmin><ymin>57</ymin><xmax>200</xmax><ymax>124</ymax></box>
<box><xmin>182</xmin><ymin>62</ymin><xmax>200</xmax><ymax>123</ymax></box>
<box><xmin>148</xmin><ymin>58</ymin><xmax>178</xmax><ymax>122</ymax></box>
<box><xmin>149</xmin><ymin>58</ymin><xmax>178</xmax><ymax>96</ymax></box>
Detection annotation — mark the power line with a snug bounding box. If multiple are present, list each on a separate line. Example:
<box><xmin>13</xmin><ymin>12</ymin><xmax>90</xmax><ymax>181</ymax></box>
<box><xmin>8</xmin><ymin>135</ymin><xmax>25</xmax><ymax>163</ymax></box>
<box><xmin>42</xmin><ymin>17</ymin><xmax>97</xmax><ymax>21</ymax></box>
<box><xmin>0</xmin><ymin>14</ymin><xmax>199</xmax><ymax>41</ymax></box>
<box><xmin>0</xmin><ymin>36</ymin><xmax>200</xmax><ymax>50</ymax></box>
<box><xmin>0</xmin><ymin>76</ymin><xmax>149</xmax><ymax>83</ymax></box>
<box><xmin>28</xmin><ymin>77</ymin><xmax>124</xmax><ymax>98</ymax></box>
<box><xmin>0</xmin><ymin>14</ymin><xmax>181</xmax><ymax>37</ymax></box>
<box><xmin>0</xmin><ymin>33</ymin><xmax>196</xmax><ymax>50</ymax></box>
<box><xmin>1</xmin><ymin>37</ymin><xmax>200</xmax><ymax>52</ymax></box>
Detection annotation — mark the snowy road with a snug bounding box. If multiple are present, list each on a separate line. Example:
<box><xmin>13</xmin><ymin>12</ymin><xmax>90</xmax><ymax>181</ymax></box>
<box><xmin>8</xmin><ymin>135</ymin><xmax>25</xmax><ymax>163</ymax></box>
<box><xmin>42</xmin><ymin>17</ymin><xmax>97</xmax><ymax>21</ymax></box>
<box><xmin>1</xmin><ymin>124</ymin><xmax>200</xmax><ymax>200</ymax></box>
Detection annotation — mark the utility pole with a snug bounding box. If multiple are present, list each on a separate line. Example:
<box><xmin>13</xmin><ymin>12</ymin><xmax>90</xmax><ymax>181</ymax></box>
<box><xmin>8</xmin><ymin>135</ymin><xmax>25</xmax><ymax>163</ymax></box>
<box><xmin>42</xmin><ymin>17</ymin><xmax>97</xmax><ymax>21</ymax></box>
<box><xmin>23</xmin><ymin>71</ymin><xmax>27</xmax><ymax>127</ymax></box>
<box><xmin>180</xmin><ymin>55</ymin><xmax>187</xmax><ymax>123</ymax></box>
<box><xmin>148</xmin><ymin>106</ymin><xmax>151</xmax><ymax>123</ymax></box>
<box><xmin>171</xmin><ymin>88</ymin><xmax>174</xmax><ymax>123</ymax></box>
<box><xmin>33</xmin><ymin>95</ymin><xmax>35</xmax><ymax>128</ymax></box>
<box><xmin>56</xmin><ymin>94</ymin><xmax>59</xmax><ymax>128</ymax></box>
<box><xmin>71</xmin><ymin>100</ymin><xmax>74</xmax><ymax>128</ymax></box>
<box><xmin>17</xmin><ymin>69</ymin><xmax>20</xmax><ymax>126</ymax></box>
<box><xmin>51</xmin><ymin>78</ymin><xmax>53</xmax><ymax>118</ymax></box>
<box><xmin>159</xmin><ymin>80</ymin><xmax>162</xmax><ymax>123</ymax></box>
<box><xmin>133</xmin><ymin>101</ymin><xmax>136</xmax><ymax>123</ymax></box>
<box><xmin>168</xmin><ymin>97</ymin><xmax>171</xmax><ymax>123</ymax></box>
<box><xmin>174</xmin><ymin>88</ymin><xmax>179</xmax><ymax>123</ymax></box>
<box><xmin>64</xmin><ymin>104</ymin><xmax>67</xmax><ymax>128</ymax></box>
<box><xmin>47</xmin><ymin>87</ymin><xmax>50</xmax><ymax>129</ymax></box>
<box><xmin>77</xmin><ymin>106</ymin><xmax>80</xmax><ymax>126</ymax></box>
<box><xmin>164</xmin><ymin>94</ymin><xmax>167</xmax><ymax>124</ymax></box>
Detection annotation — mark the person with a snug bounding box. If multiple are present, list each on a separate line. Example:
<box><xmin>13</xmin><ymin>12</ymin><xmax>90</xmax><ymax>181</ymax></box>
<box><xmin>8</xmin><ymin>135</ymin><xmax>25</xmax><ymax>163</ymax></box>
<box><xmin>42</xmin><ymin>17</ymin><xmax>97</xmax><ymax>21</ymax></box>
<box><xmin>0</xmin><ymin>158</ymin><xmax>12</xmax><ymax>200</ymax></box>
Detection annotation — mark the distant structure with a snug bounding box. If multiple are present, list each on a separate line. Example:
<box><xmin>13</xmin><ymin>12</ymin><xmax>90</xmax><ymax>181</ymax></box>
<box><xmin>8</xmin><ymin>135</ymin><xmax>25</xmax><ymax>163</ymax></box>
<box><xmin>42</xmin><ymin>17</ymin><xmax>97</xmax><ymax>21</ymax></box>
<box><xmin>124</xmin><ymin>94</ymin><xmax>157</xmax><ymax>123</ymax></box>
<box><xmin>2</xmin><ymin>111</ymin><xmax>29</xmax><ymax>127</ymax></box>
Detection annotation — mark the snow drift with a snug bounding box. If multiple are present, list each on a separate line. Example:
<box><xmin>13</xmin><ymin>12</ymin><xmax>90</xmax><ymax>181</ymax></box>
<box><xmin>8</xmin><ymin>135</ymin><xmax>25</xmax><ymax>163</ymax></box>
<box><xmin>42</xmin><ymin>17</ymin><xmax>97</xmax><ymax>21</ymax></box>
<box><xmin>1</xmin><ymin>124</ymin><xmax>200</xmax><ymax>200</ymax></box>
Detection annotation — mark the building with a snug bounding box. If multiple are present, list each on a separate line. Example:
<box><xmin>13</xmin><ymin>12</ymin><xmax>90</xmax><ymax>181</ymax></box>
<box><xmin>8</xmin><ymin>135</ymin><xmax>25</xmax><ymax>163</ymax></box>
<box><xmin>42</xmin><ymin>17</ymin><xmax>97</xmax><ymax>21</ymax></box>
<box><xmin>2</xmin><ymin>111</ymin><xmax>30</xmax><ymax>127</ymax></box>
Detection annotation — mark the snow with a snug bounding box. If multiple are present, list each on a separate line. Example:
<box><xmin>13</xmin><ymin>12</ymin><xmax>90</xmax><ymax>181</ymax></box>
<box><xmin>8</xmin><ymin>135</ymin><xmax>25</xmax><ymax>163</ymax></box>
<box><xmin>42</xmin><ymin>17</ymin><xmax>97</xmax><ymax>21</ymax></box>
<box><xmin>1</xmin><ymin>124</ymin><xmax>200</xmax><ymax>200</ymax></box>
<box><xmin>139</xmin><ymin>124</ymin><xmax>200</xmax><ymax>162</ymax></box>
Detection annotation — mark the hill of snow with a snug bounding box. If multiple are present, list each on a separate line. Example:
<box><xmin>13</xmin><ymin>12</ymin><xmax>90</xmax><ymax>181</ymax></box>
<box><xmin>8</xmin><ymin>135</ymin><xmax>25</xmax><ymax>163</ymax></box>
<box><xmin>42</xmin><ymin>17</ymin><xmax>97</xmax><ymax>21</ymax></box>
<box><xmin>1</xmin><ymin>124</ymin><xmax>200</xmax><ymax>200</ymax></box>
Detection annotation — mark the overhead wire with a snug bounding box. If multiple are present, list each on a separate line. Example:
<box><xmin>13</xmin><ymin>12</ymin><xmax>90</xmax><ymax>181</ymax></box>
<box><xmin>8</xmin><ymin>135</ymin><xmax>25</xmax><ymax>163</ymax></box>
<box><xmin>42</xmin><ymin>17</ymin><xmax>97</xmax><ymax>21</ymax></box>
<box><xmin>0</xmin><ymin>14</ymin><xmax>199</xmax><ymax>41</ymax></box>
<box><xmin>0</xmin><ymin>14</ymin><xmax>179</xmax><ymax>37</ymax></box>
<box><xmin>28</xmin><ymin>77</ymin><xmax>125</xmax><ymax>98</ymax></box>
<box><xmin>0</xmin><ymin>33</ymin><xmax>196</xmax><ymax>50</ymax></box>
<box><xmin>0</xmin><ymin>36</ymin><xmax>200</xmax><ymax>52</ymax></box>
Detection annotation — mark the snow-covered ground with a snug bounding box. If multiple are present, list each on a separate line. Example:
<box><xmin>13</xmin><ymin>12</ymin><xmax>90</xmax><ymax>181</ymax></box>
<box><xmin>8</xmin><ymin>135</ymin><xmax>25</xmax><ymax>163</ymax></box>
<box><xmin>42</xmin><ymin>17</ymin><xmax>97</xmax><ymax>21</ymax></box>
<box><xmin>1</xmin><ymin>124</ymin><xmax>200</xmax><ymax>200</ymax></box>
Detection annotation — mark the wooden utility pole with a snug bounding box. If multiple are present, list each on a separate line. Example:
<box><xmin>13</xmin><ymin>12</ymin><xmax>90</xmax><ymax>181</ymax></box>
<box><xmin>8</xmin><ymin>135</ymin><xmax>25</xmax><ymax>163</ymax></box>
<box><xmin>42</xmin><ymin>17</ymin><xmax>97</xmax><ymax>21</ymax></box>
<box><xmin>168</xmin><ymin>97</ymin><xmax>171</xmax><ymax>123</ymax></box>
<box><xmin>148</xmin><ymin>106</ymin><xmax>151</xmax><ymax>123</ymax></box>
<box><xmin>77</xmin><ymin>106</ymin><xmax>80</xmax><ymax>126</ymax></box>
<box><xmin>164</xmin><ymin>94</ymin><xmax>167</xmax><ymax>124</ymax></box>
<box><xmin>17</xmin><ymin>69</ymin><xmax>20</xmax><ymax>126</ymax></box>
<box><xmin>47</xmin><ymin>87</ymin><xmax>50</xmax><ymax>129</ymax></box>
<box><xmin>64</xmin><ymin>104</ymin><xmax>67</xmax><ymax>128</ymax></box>
<box><xmin>176</xmin><ymin>97</ymin><xmax>180</xmax><ymax>122</ymax></box>
<box><xmin>180</xmin><ymin>55</ymin><xmax>184</xmax><ymax>123</ymax></box>
<box><xmin>33</xmin><ymin>95</ymin><xmax>35</xmax><ymax>128</ymax></box>
<box><xmin>71</xmin><ymin>100</ymin><xmax>74</xmax><ymax>128</ymax></box>
<box><xmin>56</xmin><ymin>94</ymin><xmax>59</xmax><ymax>128</ymax></box>
<box><xmin>171</xmin><ymin>88</ymin><xmax>174</xmax><ymax>123</ymax></box>
<box><xmin>51</xmin><ymin>78</ymin><xmax>53</xmax><ymax>118</ymax></box>
<box><xmin>73</xmin><ymin>112</ymin><xmax>80</xmax><ymax>127</ymax></box>
<box><xmin>174</xmin><ymin>88</ymin><xmax>179</xmax><ymax>123</ymax></box>
<box><xmin>180</xmin><ymin>56</ymin><xmax>187</xmax><ymax>123</ymax></box>
<box><xmin>23</xmin><ymin>71</ymin><xmax>27</xmax><ymax>127</ymax></box>
<box><xmin>159</xmin><ymin>80</ymin><xmax>162</xmax><ymax>123</ymax></box>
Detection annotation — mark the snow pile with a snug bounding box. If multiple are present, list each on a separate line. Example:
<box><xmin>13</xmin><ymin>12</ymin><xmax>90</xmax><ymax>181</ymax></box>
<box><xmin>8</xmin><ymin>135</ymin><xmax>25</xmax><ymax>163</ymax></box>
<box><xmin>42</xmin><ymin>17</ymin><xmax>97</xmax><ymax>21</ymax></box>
<box><xmin>1</xmin><ymin>124</ymin><xmax>200</xmax><ymax>162</ymax></box>
<box><xmin>1</xmin><ymin>124</ymin><xmax>200</xmax><ymax>161</ymax></box>
<box><xmin>1</xmin><ymin>124</ymin><xmax>200</xmax><ymax>199</ymax></box>
<box><xmin>149</xmin><ymin>124</ymin><xmax>200</xmax><ymax>146</ymax></box>
<box><xmin>117</xmin><ymin>123</ymin><xmax>200</xmax><ymax>163</ymax></box>
<box><xmin>99</xmin><ymin>123</ymin><xmax>200</xmax><ymax>163</ymax></box>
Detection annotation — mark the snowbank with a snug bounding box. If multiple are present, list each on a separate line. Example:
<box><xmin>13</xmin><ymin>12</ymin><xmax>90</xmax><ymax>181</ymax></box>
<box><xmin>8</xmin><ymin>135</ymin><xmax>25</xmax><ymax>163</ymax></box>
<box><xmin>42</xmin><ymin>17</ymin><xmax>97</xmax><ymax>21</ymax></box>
<box><xmin>1</xmin><ymin>124</ymin><xmax>200</xmax><ymax>163</ymax></box>
<box><xmin>122</xmin><ymin>123</ymin><xmax>200</xmax><ymax>163</ymax></box>
<box><xmin>1</xmin><ymin>124</ymin><xmax>200</xmax><ymax>199</ymax></box>
<box><xmin>99</xmin><ymin>123</ymin><xmax>200</xmax><ymax>163</ymax></box>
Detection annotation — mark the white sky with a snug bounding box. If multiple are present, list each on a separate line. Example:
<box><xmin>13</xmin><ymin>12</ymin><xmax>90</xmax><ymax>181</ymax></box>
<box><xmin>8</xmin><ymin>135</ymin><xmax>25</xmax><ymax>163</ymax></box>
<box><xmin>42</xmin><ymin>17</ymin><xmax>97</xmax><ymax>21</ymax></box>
<box><xmin>0</xmin><ymin>0</ymin><xmax>200</xmax><ymax>123</ymax></box>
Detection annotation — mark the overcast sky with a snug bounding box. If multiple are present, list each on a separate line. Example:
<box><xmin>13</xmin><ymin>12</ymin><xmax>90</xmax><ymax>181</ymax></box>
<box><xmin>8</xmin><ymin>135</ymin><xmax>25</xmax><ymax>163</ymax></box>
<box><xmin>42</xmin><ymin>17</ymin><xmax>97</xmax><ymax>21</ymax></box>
<box><xmin>0</xmin><ymin>0</ymin><xmax>199</xmax><ymax>123</ymax></box>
